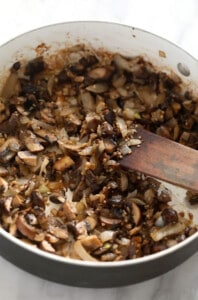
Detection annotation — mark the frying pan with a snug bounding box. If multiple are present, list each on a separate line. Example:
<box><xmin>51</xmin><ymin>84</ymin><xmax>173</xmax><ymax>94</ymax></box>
<box><xmin>0</xmin><ymin>21</ymin><xmax>198</xmax><ymax>288</ymax></box>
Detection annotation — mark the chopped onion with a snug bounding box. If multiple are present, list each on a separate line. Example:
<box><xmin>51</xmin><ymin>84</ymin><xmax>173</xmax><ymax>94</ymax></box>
<box><xmin>100</xmin><ymin>230</ymin><xmax>116</xmax><ymax>242</ymax></box>
<box><xmin>74</xmin><ymin>240</ymin><xmax>97</xmax><ymax>262</ymax></box>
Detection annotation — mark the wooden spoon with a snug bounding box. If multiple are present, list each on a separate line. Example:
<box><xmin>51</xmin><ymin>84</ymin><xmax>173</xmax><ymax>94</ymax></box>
<box><xmin>120</xmin><ymin>128</ymin><xmax>198</xmax><ymax>192</ymax></box>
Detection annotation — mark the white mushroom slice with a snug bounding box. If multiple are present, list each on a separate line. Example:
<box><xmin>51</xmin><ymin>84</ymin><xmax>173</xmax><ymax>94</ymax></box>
<box><xmin>150</xmin><ymin>223</ymin><xmax>186</xmax><ymax>242</ymax></box>
<box><xmin>53</xmin><ymin>155</ymin><xmax>75</xmax><ymax>171</ymax></box>
<box><xmin>23</xmin><ymin>130</ymin><xmax>44</xmax><ymax>152</ymax></box>
<box><xmin>116</xmin><ymin>116</ymin><xmax>128</xmax><ymax>138</ymax></box>
<box><xmin>81</xmin><ymin>235</ymin><xmax>102</xmax><ymax>251</ymax></box>
<box><xmin>88</xmin><ymin>67</ymin><xmax>109</xmax><ymax>79</ymax></box>
<box><xmin>0</xmin><ymin>166</ymin><xmax>8</xmax><ymax>177</ymax></box>
<box><xmin>79</xmin><ymin>146</ymin><xmax>94</xmax><ymax>156</ymax></box>
<box><xmin>113</xmin><ymin>54</ymin><xmax>141</xmax><ymax>73</ymax></box>
<box><xmin>86</xmin><ymin>83</ymin><xmax>108</xmax><ymax>94</ymax></box>
<box><xmin>40</xmin><ymin>240</ymin><xmax>55</xmax><ymax>253</ymax></box>
<box><xmin>17</xmin><ymin>151</ymin><xmax>38</xmax><ymax>167</ymax></box>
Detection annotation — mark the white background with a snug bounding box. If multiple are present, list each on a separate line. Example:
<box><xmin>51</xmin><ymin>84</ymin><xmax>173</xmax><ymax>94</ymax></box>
<box><xmin>1</xmin><ymin>1</ymin><xmax>198</xmax><ymax>299</ymax></box>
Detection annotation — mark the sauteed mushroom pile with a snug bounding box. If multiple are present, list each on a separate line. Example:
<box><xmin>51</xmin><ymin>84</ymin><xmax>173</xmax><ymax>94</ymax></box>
<box><xmin>0</xmin><ymin>44</ymin><xmax>197</xmax><ymax>262</ymax></box>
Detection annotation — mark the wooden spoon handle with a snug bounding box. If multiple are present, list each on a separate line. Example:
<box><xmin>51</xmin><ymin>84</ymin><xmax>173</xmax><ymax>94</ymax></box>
<box><xmin>120</xmin><ymin>128</ymin><xmax>198</xmax><ymax>192</ymax></box>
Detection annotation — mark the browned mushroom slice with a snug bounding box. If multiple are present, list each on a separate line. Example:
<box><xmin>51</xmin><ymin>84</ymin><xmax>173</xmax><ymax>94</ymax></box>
<box><xmin>80</xmin><ymin>92</ymin><xmax>96</xmax><ymax>112</ymax></box>
<box><xmin>103</xmin><ymin>139</ymin><xmax>116</xmax><ymax>154</ymax></box>
<box><xmin>0</xmin><ymin>137</ymin><xmax>21</xmax><ymax>163</ymax></box>
<box><xmin>49</xmin><ymin>193</ymin><xmax>65</xmax><ymax>204</ymax></box>
<box><xmin>0</xmin><ymin>112</ymin><xmax>19</xmax><ymax>134</ymax></box>
<box><xmin>62</xmin><ymin>201</ymin><xmax>76</xmax><ymax>221</ymax></box>
<box><xmin>49</xmin><ymin>226</ymin><xmax>68</xmax><ymax>240</ymax></box>
<box><xmin>58</xmin><ymin>140</ymin><xmax>87</xmax><ymax>152</ymax></box>
<box><xmin>84</xmin><ymin>216</ymin><xmax>97</xmax><ymax>231</ymax></box>
<box><xmin>12</xmin><ymin>194</ymin><xmax>25</xmax><ymax>208</ymax></box>
<box><xmin>81</xmin><ymin>235</ymin><xmax>102</xmax><ymax>251</ymax></box>
<box><xmin>22</xmin><ymin>130</ymin><xmax>44</xmax><ymax>152</ymax></box>
<box><xmin>2</xmin><ymin>197</ymin><xmax>12</xmax><ymax>212</ymax></box>
<box><xmin>33</xmin><ymin>128</ymin><xmax>57</xmax><ymax>144</ymax></box>
<box><xmin>16</xmin><ymin>215</ymin><xmax>37</xmax><ymax>240</ymax></box>
<box><xmin>17</xmin><ymin>151</ymin><xmax>38</xmax><ymax>167</ymax></box>
<box><xmin>100</xmin><ymin>216</ymin><xmax>121</xmax><ymax>225</ymax></box>
<box><xmin>132</xmin><ymin>202</ymin><xmax>141</xmax><ymax>225</ymax></box>
<box><xmin>30</xmin><ymin>190</ymin><xmax>45</xmax><ymax>208</ymax></box>
<box><xmin>0</xmin><ymin>177</ymin><xmax>8</xmax><ymax>193</ymax></box>
<box><xmin>0</xmin><ymin>166</ymin><xmax>8</xmax><ymax>177</ymax></box>
<box><xmin>1</xmin><ymin>73</ymin><xmax>20</xmax><ymax>98</ymax></box>
<box><xmin>85</xmin><ymin>112</ymin><xmax>101</xmax><ymax>132</ymax></box>
<box><xmin>40</xmin><ymin>240</ymin><xmax>55</xmax><ymax>253</ymax></box>
<box><xmin>53</xmin><ymin>155</ymin><xmax>75</xmax><ymax>171</ymax></box>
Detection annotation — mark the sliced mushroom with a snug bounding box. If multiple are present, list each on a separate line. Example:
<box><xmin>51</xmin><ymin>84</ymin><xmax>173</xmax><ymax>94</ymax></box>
<box><xmin>33</xmin><ymin>128</ymin><xmax>57</xmax><ymax>144</ymax></box>
<box><xmin>54</xmin><ymin>155</ymin><xmax>75</xmax><ymax>171</ymax></box>
<box><xmin>132</xmin><ymin>202</ymin><xmax>141</xmax><ymax>225</ymax></box>
<box><xmin>62</xmin><ymin>201</ymin><xmax>76</xmax><ymax>221</ymax></box>
<box><xmin>0</xmin><ymin>166</ymin><xmax>8</xmax><ymax>177</ymax></box>
<box><xmin>49</xmin><ymin>226</ymin><xmax>68</xmax><ymax>240</ymax></box>
<box><xmin>85</xmin><ymin>112</ymin><xmax>100</xmax><ymax>132</ymax></box>
<box><xmin>12</xmin><ymin>194</ymin><xmax>25</xmax><ymax>208</ymax></box>
<box><xmin>0</xmin><ymin>177</ymin><xmax>8</xmax><ymax>193</ymax></box>
<box><xmin>17</xmin><ymin>151</ymin><xmax>38</xmax><ymax>167</ymax></box>
<box><xmin>30</xmin><ymin>190</ymin><xmax>45</xmax><ymax>208</ymax></box>
<box><xmin>40</xmin><ymin>240</ymin><xmax>55</xmax><ymax>253</ymax></box>
<box><xmin>86</xmin><ymin>83</ymin><xmax>108</xmax><ymax>94</ymax></box>
<box><xmin>0</xmin><ymin>137</ymin><xmax>21</xmax><ymax>163</ymax></box>
<box><xmin>100</xmin><ymin>216</ymin><xmax>121</xmax><ymax>225</ymax></box>
<box><xmin>116</xmin><ymin>116</ymin><xmax>128</xmax><ymax>138</ymax></box>
<box><xmin>0</xmin><ymin>112</ymin><xmax>19</xmax><ymax>134</ymax></box>
<box><xmin>1</xmin><ymin>72</ymin><xmax>20</xmax><ymax>98</ymax></box>
<box><xmin>80</xmin><ymin>92</ymin><xmax>95</xmax><ymax>112</ymax></box>
<box><xmin>16</xmin><ymin>215</ymin><xmax>37</xmax><ymax>240</ymax></box>
<box><xmin>113</xmin><ymin>54</ymin><xmax>141</xmax><ymax>73</ymax></box>
<box><xmin>22</xmin><ymin>130</ymin><xmax>44</xmax><ymax>152</ymax></box>
<box><xmin>3</xmin><ymin>197</ymin><xmax>12</xmax><ymax>212</ymax></box>
<box><xmin>81</xmin><ymin>235</ymin><xmax>102</xmax><ymax>251</ymax></box>
<box><xmin>49</xmin><ymin>193</ymin><xmax>65</xmax><ymax>204</ymax></box>
<box><xmin>88</xmin><ymin>67</ymin><xmax>111</xmax><ymax>80</ymax></box>
<box><xmin>150</xmin><ymin>223</ymin><xmax>185</xmax><ymax>242</ymax></box>
<box><xmin>99</xmin><ymin>230</ymin><xmax>116</xmax><ymax>242</ymax></box>
<box><xmin>84</xmin><ymin>216</ymin><xmax>97</xmax><ymax>231</ymax></box>
<box><xmin>25</xmin><ymin>213</ymin><xmax>38</xmax><ymax>225</ymax></box>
